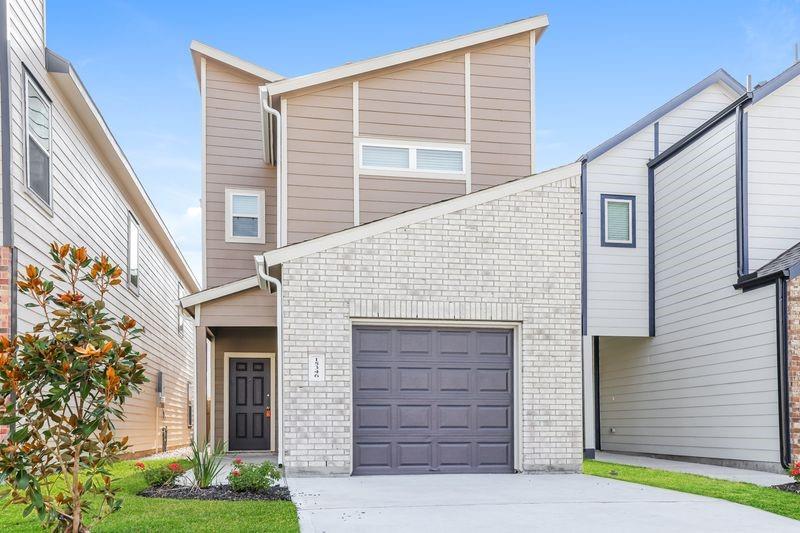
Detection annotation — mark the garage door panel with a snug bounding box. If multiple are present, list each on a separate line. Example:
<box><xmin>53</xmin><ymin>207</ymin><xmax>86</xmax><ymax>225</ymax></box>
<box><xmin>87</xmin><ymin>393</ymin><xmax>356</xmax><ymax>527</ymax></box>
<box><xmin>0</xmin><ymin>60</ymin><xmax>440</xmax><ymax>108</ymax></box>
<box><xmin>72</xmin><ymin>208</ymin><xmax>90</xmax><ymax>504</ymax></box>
<box><xmin>353</xmin><ymin>326</ymin><xmax>514</xmax><ymax>475</ymax></box>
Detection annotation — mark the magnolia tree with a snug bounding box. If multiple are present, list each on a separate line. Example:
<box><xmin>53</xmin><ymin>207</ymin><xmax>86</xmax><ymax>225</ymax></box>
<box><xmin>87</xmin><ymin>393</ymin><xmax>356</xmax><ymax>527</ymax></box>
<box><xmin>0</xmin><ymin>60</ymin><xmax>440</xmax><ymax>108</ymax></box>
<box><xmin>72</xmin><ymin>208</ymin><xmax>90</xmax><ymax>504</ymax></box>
<box><xmin>0</xmin><ymin>243</ymin><xmax>147</xmax><ymax>532</ymax></box>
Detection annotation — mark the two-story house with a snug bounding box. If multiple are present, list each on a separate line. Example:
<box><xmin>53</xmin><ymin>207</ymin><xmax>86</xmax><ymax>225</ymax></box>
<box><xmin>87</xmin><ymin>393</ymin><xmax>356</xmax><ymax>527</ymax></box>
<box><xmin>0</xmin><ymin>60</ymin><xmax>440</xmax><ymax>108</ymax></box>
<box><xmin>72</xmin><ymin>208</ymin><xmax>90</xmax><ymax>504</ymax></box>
<box><xmin>583</xmin><ymin>62</ymin><xmax>800</xmax><ymax>474</ymax></box>
<box><xmin>0</xmin><ymin>0</ymin><xmax>199</xmax><ymax>456</ymax></box>
<box><xmin>183</xmin><ymin>15</ymin><xmax>589</xmax><ymax>475</ymax></box>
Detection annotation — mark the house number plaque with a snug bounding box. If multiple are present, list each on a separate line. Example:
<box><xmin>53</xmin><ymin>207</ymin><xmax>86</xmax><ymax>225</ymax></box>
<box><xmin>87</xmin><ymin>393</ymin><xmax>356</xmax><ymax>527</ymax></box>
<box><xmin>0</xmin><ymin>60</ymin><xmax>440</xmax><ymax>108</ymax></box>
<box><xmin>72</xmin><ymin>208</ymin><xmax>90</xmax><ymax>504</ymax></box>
<box><xmin>308</xmin><ymin>354</ymin><xmax>326</xmax><ymax>383</ymax></box>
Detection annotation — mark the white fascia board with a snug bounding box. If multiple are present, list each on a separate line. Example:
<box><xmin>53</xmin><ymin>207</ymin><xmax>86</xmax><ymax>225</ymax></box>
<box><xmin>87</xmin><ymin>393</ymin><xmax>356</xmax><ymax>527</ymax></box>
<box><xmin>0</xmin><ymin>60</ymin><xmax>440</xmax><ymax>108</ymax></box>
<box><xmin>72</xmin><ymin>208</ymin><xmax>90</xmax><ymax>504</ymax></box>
<box><xmin>261</xmin><ymin>161</ymin><xmax>580</xmax><ymax>267</ymax></box>
<box><xmin>190</xmin><ymin>40</ymin><xmax>285</xmax><ymax>83</ymax></box>
<box><xmin>45</xmin><ymin>49</ymin><xmax>200</xmax><ymax>293</ymax></box>
<box><xmin>180</xmin><ymin>276</ymin><xmax>260</xmax><ymax>308</ymax></box>
<box><xmin>268</xmin><ymin>15</ymin><xmax>549</xmax><ymax>96</ymax></box>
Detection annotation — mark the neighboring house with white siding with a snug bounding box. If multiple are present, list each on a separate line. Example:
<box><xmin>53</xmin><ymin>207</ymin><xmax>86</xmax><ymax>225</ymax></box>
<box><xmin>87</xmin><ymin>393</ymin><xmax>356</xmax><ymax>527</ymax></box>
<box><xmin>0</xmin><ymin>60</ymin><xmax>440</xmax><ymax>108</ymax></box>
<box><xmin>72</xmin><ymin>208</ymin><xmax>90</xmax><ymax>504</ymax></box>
<box><xmin>583</xmin><ymin>62</ymin><xmax>800</xmax><ymax>474</ymax></box>
<box><xmin>0</xmin><ymin>0</ymin><xmax>200</xmax><ymax>456</ymax></box>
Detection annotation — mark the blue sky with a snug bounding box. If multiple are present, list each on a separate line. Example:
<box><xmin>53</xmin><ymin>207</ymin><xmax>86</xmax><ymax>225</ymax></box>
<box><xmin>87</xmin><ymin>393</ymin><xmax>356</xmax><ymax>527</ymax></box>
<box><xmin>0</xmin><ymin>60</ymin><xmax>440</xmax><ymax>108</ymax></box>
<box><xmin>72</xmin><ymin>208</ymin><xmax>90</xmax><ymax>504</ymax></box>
<box><xmin>47</xmin><ymin>0</ymin><xmax>800</xmax><ymax>281</ymax></box>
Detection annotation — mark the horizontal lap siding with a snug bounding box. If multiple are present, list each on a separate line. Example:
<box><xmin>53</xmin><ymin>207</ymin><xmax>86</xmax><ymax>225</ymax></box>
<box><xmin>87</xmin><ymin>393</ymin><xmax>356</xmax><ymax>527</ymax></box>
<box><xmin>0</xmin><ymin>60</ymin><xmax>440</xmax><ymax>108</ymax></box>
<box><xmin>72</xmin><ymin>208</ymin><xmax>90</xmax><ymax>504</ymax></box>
<box><xmin>747</xmin><ymin>75</ymin><xmax>800</xmax><ymax>272</ymax></box>
<box><xmin>470</xmin><ymin>35</ymin><xmax>531</xmax><ymax>191</ymax></box>
<box><xmin>200</xmin><ymin>287</ymin><xmax>276</xmax><ymax>327</ymax></box>
<box><xmin>587</xmin><ymin>84</ymin><xmax>737</xmax><ymax>337</ymax></box>
<box><xmin>204</xmin><ymin>60</ymin><xmax>277</xmax><ymax>288</ymax></box>
<box><xmin>599</xmin><ymin>116</ymin><xmax>780</xmax><ymax>464</ymax></box>
<box><xmin>8</xmin><ymin>0</ymin><xmax>194</xmax><ymax>454</ymax></box>
<box><xmin>359</xmin><ymin>176</ymin><xmax>463</xmax><ymax>224</ymax></box>
<box><xmin>286</xmin><ymin>85</ymin><xmax>353</xmax><ymax>244</ymax></box>
<box><xmin>359</xmin><ymin>55</ymin><xmax>465</xmax><ymax>142</ymax></box>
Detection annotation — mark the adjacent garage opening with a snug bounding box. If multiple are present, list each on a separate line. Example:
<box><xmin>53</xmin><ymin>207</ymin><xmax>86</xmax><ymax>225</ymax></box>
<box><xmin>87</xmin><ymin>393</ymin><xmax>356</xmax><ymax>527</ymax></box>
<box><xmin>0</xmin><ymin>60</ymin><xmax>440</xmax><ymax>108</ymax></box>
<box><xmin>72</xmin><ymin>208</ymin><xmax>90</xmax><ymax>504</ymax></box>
<box><xmin>352</xmin><ymin>325</ymin><xmax>515</xmax><ymax>475</ymax></box>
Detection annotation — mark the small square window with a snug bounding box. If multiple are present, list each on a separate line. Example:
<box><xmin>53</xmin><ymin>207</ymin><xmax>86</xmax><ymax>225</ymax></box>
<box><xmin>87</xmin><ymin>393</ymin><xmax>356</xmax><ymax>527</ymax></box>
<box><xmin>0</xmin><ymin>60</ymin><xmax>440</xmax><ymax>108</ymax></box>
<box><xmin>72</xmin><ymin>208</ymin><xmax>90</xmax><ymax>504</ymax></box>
<box><xmin>225</xmin><ymin>189</ymin><xmax>265</xmax><ymax>244</ymax></box>
<box><xmin>601</xmin><ymin>194</ymin><xmax>635</xmax><ymax>247</ymax></box>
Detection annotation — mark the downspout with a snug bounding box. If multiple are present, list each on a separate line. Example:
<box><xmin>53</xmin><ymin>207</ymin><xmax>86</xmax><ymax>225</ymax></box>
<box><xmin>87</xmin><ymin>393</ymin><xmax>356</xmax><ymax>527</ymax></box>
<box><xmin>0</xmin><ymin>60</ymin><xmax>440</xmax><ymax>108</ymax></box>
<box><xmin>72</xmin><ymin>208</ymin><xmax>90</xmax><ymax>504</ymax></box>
<box><xmin>255</xmin><ymin>255</ymin><xmax>284</xmax><ymax>466</ymax></box>
<box><xmin>776</xmin><ymin>276</ymin><xmax>791</xmax><ymax>469</ymax></box>
<box><xmin>260</xmin><ymin>89</ymin><xmax>283</xmax><ymax>248</ymax></box>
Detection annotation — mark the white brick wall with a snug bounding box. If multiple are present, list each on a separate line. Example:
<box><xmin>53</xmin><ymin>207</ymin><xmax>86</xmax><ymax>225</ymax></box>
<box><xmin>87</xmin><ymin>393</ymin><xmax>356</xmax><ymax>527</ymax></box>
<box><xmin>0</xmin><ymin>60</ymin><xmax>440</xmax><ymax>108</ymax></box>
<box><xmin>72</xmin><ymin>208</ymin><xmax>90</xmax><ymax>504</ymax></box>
<box><xmin>281</xmin><ymin>175</ymin><xmax>582</xmax><ymax>474</ymax></box>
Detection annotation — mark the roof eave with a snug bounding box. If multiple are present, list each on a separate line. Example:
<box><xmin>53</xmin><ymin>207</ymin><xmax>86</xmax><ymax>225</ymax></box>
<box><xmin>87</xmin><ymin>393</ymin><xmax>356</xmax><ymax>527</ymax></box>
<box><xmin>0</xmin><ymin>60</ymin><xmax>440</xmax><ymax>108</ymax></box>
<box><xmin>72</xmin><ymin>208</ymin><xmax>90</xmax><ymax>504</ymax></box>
<box><xmin>189</xmin><ymin>40</ymin><xmax>285</xmax><ymax>84</ymax></box>
<box><xmin>45</xmin><ymin>49</ymin><xmax>200</xmax><ymax>293</ymax></box>
<box><xmin>267</xmin><ymin>14</ymin><xmax>549</xmax><ymax>97</ymax></box>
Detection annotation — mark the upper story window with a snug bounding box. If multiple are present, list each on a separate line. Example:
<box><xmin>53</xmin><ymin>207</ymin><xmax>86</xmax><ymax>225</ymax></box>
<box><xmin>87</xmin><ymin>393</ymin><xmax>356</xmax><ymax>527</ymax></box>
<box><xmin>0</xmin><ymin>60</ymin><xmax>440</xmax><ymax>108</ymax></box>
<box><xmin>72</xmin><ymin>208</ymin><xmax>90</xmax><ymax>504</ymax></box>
<box><xmin>25</xmin><ymin>74</ymin><xmax>52</xmax><ymax>206</ymax></box>
<box><xmin>178</xmin><ymin>282</ymin><xmax>186</xmax><ymax>333</ymax></box>
<box><xmin>358</xmin><ymin>139</ymin><xmax>466</xmax><ymax>179</ymax></box>
<box><xmin>225</xmin><ymin>188</ymin><xmax>265</xmax><ymax>244</ymax></box>
<box><xmin>127</xmin><ymin>212</ymin><xmax>141</xmax><ymax>292</ymax></box>
<box><xmin>601</xmin><ymin>194</ymin><xmax>635</xmax><ymax>248</ymax></box>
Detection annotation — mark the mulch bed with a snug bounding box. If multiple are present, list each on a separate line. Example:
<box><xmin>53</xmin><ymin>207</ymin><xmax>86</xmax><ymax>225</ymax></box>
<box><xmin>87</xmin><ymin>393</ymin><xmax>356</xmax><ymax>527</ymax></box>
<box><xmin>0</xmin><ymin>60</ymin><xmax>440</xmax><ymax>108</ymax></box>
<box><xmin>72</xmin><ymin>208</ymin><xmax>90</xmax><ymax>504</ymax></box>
<box><xmin>140</xmin><ymin>484</ymin><xmax>291</xmax><ymax>501</ymax></box>
<box><xmin>773</xmin><ymin>482</ymin><xmax>800</xmax><ymax>494</ymax></box>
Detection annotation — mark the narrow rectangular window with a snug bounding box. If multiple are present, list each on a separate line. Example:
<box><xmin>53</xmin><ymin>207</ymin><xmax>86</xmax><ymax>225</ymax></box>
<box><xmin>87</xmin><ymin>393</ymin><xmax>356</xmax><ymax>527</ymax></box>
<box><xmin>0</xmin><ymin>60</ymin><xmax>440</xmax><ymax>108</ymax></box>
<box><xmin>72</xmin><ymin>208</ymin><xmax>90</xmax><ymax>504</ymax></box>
<box><xmin>127</xmin><ymin>213</ymin><xmax>140</xmax><ymax>291</ymax></box>
<box><xmin>25</xmin><ymin>75</ymin><xmax>52</xmax><ymax>205</ymax></box>
<box><xmin>358</xmin><ymin>140</ymin><xmax>466</xmax><ymax>178</ymax></box>
<box><xmin>187</xmin><ymin>381</ymin><xmax>193</xmax><ymax>428</ymax></box>
<box><xmin>226</xmin><ymin>189</ymin><xmax>265</xmax><ymax>244</ymax></box>
<box><xmin>178</xmin><ymin>282</ymin><xmax>186</xmax><ymax>333</ymax></box>
<box><xmin>601</xmin><ymin>194</ymin><xmax>635</xmax><ymax>247</ymax></box>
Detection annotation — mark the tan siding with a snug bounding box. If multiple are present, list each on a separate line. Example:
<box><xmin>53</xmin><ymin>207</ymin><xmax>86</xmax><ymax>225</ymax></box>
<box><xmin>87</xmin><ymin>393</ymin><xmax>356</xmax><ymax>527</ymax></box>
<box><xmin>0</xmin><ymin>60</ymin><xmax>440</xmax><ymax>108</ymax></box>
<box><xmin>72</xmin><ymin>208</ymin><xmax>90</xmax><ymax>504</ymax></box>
<box><xmin>7</xmin><ymin>0</ymin><xmax>194</xmax><ymax>454</ymax></box>
<box><xmin>359</xmin><ymin>55</ymin><xmax>465</xmax><ymax>142</ymax></box>
<box><xmin>359</xmin><ymin>176</ymin><xmax>463</xmax><ymax>224</ymax></box>
<box><xmin>470</xmin><ymin>35</ymin><xmax>531</xmax><ymax>190</ymax></box>
<box><xmin>204</xmin><ymin>59</ymin><xmax>277</xmax><ymax>288</ymax></box>
<box><xmin>211</xmin><ymin>327</ymin><xmax>277</xmax><ymax>444</ymax></box>
<box><xmin>200</xmin><ymin>287</ymin><xmax>276</xmax><ymax>327</ymax></box>
<box><xmin>286</xmin><ymin>84</ymin><xmax>354</xmax><ymax>244</ymax></box>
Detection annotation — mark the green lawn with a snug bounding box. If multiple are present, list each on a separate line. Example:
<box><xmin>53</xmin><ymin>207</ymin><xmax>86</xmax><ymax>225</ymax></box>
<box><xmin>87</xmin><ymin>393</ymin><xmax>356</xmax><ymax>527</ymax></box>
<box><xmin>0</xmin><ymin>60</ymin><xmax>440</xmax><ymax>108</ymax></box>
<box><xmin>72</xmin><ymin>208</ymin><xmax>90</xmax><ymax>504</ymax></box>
<box><xmin>584</xmin><ymin>459</ymin><xmax>799</xmax><ymax>521</ymax></box>
<box><xmin>0</xmin><ymin>459</ymin><xmax>299</xmax><ymax>533</ymax></box>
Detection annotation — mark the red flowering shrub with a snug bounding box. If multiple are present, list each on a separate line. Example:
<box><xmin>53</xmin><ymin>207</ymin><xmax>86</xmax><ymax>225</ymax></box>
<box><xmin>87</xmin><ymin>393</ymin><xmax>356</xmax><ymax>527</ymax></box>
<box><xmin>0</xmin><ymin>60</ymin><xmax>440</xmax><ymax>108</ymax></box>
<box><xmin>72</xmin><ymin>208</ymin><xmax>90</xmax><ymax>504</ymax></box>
<box><xmin>227</xmin><ymin>461</ymin><xmax>281</xmax><ymax>492</ymax></box>
<box><xmin>134</xmin><ymin>462</ymin><xmax>145</xmax><ymax>471</ymax></box>
<box><xmin>142</xmin><ymin>462</ymin><xmax>184</xmax><ymax>488</ymax></box>
<box><xmin>789</xmin><ymin>461</ymin><xmax>800</xmax><ymax>481</ymax></box>
<box><xmin>233</xmin><ymin>457</ymin><xmax>243</xmax><ymax>466</ymax></box>
<box><xmin>168</xmin><ymin>462</ymin><xmax>183</xmax><ymax>473</ymax></box>
<box><xmin>231</xmin><ymin>470</ymin><xmax>241</xmax><ymax>477</ymax></box>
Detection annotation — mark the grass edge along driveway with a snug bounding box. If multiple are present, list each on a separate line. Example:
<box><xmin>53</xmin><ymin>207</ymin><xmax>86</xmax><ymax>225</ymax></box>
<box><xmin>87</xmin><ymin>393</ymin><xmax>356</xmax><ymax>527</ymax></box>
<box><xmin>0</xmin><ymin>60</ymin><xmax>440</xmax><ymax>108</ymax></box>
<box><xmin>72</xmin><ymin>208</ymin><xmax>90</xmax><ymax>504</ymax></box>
<box><xmin>584</xmin><ymin>459</ymin><xmax>799</xmax><ymax>522</ymax></box>
<box><xmin>0</xmin><ymin>459</ymin><xmax>299</xmax><ymax>533</ymax></box>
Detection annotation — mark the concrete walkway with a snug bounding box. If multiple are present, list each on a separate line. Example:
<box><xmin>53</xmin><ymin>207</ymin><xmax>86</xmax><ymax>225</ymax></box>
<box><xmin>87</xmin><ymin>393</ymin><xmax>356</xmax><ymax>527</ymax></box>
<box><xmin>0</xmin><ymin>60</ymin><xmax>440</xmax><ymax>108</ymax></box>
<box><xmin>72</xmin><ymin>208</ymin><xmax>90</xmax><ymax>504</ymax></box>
<box><xmin>288</xmin><ymin>473</ymin><xmax>799</xmax><ymax>533</ymax></box>
<box><xmin>595</xmin><ymin>452</ymin><xmax>793</xmax><ymax>486</ymax></box>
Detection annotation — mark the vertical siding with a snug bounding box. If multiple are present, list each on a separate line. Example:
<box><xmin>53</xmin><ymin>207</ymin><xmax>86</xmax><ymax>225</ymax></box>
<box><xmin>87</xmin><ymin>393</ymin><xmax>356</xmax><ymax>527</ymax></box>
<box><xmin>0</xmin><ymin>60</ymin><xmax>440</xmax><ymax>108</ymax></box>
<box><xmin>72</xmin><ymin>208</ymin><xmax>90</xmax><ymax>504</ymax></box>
<box><xmin>7</xmin><ymin>0</ymin><xmax>195</xmax><ymax>454</ymax></box>
<box><xmin>587</xmin><ymin>84</ymin><xmax>737</xmax><ymax>337</ymax></box>
<box><xmin>599</xmin><ymin>116</ymin><xmax>780</xmax><ymax>464</ymax></box>
<box><xmin>285</xmin><ymin>84</ymin><xmax>353</xmax><ymax>244</ymax></box>
<box><xmin>470</xmin><ymin>34</ymin><xmax>531</xmax><ymax>191</ymax></box>
<box><xmin>747</xmin><ymin>75</ymin><xmax>800</xmax><ymax>271</ymax></box>
<box><xmin>204</xmin><ymin>60</ymin><xmax>277</xmax><ymax>287</ymax></box>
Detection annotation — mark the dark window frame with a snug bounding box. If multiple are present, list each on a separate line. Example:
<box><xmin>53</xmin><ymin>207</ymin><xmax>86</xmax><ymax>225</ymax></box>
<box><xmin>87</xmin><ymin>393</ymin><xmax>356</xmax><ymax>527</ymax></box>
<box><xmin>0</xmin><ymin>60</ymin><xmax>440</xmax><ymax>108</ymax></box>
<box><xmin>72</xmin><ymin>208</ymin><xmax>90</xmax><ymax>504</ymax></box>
<box><xmin>600</xmin><ymin>193</ymin><xmax>636</xmax><ymax>248</ymax></box>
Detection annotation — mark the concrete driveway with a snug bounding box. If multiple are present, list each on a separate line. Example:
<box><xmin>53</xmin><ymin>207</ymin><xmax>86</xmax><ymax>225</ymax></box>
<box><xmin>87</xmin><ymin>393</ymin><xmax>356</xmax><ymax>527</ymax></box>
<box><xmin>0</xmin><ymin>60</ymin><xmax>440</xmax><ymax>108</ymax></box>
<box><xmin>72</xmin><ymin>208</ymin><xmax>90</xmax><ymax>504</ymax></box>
<box><xmin>288</xmin><ymin>473</ymin><xmax>798</xmax><ymax>533</ymax></box>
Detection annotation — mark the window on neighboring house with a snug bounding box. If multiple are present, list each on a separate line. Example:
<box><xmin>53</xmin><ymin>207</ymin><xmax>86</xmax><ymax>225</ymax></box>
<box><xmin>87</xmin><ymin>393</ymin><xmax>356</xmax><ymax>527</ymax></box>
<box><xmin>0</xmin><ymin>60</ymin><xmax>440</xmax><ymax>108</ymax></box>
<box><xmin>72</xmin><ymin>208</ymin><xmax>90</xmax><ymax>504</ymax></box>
<box><xmin>359</xmin><ymin>141</ymin><xmax>465</xmax><ymax>176</ymax></box>
<box><xmin>25</xmin><ymin>74</ymin><xmax>52</xmax><ymax>206</ymax></box>
<box><xmin>601</xmin><ymin>194</ymin><xmax>635</xmax><ymax>247</ymax></box>
<box><xmin>225</xmin><ymin>189</ymin><xmax>265</xmax><ymax>244</ymax></box>
<box><xmin>127</xmin><ymin>213</ymin><xmax>140</xmax><ymax>292</ymax></box>
<box><xmin>178</xmin><ymin>282</ymin><xmax>186</xmax><ymax>333</ymax></box>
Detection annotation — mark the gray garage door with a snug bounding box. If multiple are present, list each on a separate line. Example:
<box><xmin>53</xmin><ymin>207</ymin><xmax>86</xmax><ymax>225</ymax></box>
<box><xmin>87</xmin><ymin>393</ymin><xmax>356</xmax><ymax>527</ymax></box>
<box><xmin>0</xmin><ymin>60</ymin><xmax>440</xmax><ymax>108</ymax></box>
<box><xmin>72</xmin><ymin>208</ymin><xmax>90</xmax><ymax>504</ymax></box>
<box><xmin>352</xmin><ymin>325</ymin><xmax>514</xmax><ymax>475</ymax></box>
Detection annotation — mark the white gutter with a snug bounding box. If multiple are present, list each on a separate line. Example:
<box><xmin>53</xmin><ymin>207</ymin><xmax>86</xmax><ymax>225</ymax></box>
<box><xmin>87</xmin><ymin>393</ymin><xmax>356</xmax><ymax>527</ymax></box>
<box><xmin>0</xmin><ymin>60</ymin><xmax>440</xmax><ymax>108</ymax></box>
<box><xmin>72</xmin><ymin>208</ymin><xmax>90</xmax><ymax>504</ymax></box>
<box><xmin>254</xmin><ymin>254</ymin><xmax>284</xmax><ymax>465</ymax></box>
<box><xmin>260</xmin><ymin>87</ymin><xmax>284</xmax><ymax>247</ymax></box>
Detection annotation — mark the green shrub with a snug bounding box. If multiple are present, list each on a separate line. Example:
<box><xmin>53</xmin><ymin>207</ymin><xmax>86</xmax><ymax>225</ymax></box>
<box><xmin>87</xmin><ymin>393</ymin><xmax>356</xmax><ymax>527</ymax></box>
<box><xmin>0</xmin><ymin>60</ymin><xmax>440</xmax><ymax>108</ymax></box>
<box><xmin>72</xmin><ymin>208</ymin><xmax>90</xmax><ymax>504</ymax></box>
<box><xmin>188</xmin><ymin>440</ymin><xmax>227</xmax><ymax>489</ymax></box>
<box><xmin>138</xmin><ymin>462</ymin><xmax>185</xmax><ymax>487</ymax></box>
<box><xmin>228</xmin><ymin>461</ymin><xmax>282</xmax><ymax>492</ymax></box>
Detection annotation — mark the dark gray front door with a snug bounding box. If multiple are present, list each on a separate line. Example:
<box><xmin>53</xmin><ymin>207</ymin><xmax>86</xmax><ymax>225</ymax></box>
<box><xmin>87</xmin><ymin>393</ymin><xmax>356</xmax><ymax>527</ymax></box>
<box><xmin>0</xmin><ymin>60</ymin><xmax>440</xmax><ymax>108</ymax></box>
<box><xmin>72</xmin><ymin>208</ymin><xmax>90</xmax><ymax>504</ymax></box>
<box><xmin>229</xmin><ymin>358</ymin><xmax>270</xmax><ymax>451</ymax></box>
<box><xmin>352</xmin><ymin>326</ymin><xmax>514</xmax><ymax>475</ymax></box>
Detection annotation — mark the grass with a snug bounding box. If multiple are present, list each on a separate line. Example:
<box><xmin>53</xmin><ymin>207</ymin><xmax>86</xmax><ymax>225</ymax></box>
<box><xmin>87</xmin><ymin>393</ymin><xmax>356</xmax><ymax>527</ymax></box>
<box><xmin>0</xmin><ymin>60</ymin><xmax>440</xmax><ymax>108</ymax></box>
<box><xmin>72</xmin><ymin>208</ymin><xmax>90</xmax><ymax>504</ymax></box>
<box><xmin>0</xmin><ymin>459</ymin><xmax>299</xmax><ymax>533</ymax></box>
<box><xmin>584</xmin><ymin>459</ymin><xmax>799</xmax><ymax>521</ymax></box>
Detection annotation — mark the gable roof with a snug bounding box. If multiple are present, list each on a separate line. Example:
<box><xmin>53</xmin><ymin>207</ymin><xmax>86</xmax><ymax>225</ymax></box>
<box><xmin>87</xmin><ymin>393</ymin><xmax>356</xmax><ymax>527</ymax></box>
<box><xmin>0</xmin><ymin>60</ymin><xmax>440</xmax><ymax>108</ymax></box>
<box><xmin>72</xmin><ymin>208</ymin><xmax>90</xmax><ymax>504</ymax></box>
<box><xmin>46</xmin><ymin>49</ymin><xmax>200</xmax><ymax>293</ymax></box>
<box><xmin>752</xmin><ymin>60</ymin><xmax>800</xmax><ymax>104</ymax></box>
<box><xmin>579</xmin><ymin>69</ymin><xmax>744</xmax><ymax>163</ymax></box>
<box><xmin>189</xmin><ymin>40</ymin><xmax>284</xmax><ymax>83</ymax></box>
<box><xmin>265</xmin><ymin>15</ymin><xmax>548</xmax><ymax>97</ymax></box>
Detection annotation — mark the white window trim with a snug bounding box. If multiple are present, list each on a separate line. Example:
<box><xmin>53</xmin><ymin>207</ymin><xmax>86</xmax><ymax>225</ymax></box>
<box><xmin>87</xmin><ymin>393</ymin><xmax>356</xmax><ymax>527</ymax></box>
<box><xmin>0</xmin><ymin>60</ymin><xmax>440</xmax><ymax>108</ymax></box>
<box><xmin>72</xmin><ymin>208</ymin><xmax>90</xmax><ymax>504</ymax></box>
<box><xmin>602</xmin><ymin>196</ymin><xmax>634</xmax><ymax>246</ymax></box>
<box><xmin>225</xmin><ymin>188</ymin><xmax>266</xmax><ymax>244</ymax></box>
<box><xmin>24</xmin><ymin>72</ymin><xmax>53</xmax><ymax>208</ymax></box>
<box><xmin>178</xmin><ymin>281</ymin><xmax>186</xmax><ymax>334</ymax></box>
<box><xmin>126</xmin><ymin>212</ymin><xmax>141</xmax><ymax>294</ymax></box>
<box><xmin>356</xmin><ymin>137</ymin><xmax>467</xmax><ymax>181</ymax></box>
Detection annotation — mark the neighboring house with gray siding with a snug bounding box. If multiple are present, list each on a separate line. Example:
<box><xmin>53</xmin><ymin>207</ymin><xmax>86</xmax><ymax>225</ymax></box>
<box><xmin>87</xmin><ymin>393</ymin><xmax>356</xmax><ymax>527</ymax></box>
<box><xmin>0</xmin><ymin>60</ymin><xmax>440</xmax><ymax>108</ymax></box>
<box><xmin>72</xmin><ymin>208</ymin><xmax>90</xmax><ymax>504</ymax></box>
<box><xmin>0</xmin><ymin>0</ymin><xmax>200</xmax><ymax>455</ymax></box>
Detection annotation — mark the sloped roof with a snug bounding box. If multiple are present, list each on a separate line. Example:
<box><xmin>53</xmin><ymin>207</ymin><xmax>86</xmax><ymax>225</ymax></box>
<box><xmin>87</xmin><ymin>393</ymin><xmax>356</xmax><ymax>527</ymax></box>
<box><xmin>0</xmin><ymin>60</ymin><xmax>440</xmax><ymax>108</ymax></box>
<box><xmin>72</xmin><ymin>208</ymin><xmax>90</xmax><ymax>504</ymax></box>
<box><xmin>189</xmin><ymin>40</ymin><xmax>284</xmax><ymax>83</ymax></box>
<box><xmin>579</xmin><ymin>69</ymin><xmax>744</xmax><ymax>163</ymax></box>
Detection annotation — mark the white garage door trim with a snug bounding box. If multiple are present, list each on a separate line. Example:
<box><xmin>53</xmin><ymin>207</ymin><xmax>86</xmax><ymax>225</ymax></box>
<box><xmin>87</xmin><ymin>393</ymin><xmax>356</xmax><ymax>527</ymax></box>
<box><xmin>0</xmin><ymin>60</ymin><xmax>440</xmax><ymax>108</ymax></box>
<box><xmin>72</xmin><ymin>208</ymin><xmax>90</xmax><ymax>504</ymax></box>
<box><xmin>349</xmin><ymin>318</ymin><xmax>522</xmax><ymax>473</ymax></box>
